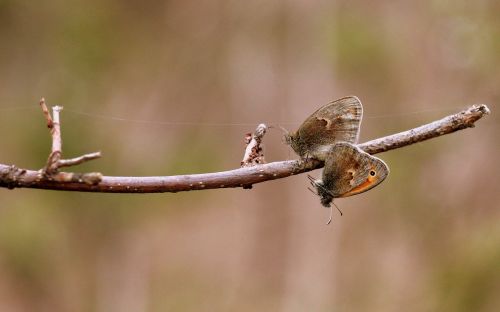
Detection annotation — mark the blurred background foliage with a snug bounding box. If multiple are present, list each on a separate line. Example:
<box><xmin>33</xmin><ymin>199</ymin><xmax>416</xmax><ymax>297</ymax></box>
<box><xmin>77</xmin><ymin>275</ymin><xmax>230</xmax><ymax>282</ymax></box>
<box><xmin>0</xmin><ymin>0</ymin><xmax>499</xmax><ymax>311</ymax></box>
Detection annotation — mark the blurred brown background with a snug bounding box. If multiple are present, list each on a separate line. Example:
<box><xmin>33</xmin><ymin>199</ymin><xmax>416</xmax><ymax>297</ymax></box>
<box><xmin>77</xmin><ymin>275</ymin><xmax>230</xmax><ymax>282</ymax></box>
<box><xmin>0</xmin><ymin>1</ymin><xmax>499</xmax><ymax>311</ymax></box>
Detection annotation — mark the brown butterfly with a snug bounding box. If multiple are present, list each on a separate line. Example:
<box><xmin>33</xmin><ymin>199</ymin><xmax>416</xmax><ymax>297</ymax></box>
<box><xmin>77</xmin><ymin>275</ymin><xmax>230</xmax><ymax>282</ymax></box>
<box><xmin>285</xmin><ymin>96</ymin><xmax>363</xmax><ymax>161</ymax></box>
<box><xmin>309</xmin><ymin>142</ymin><xmax>389</xmax><ymax>208</ymax></box>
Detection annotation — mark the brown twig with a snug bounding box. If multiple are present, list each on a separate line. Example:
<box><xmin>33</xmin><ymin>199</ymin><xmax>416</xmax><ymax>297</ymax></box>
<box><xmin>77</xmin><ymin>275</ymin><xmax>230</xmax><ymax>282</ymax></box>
<box><xmin>39</xmin><ymin>98</ymin><xmax>53</xmax><ymax>128</ymax></box>
<box><xmin>57</xmin><ymin>152</ymin><xmax>102</xmax><ymax>168</ymax></box>
<box><xmin>43</xmin><ymin>105</ymin><xmax>63</xmax><ymax>175</ymax></box>
<box><xmin>0</xmin><ymin>103</ymin><xmax>491</xmax><ymax>193</ymax></box>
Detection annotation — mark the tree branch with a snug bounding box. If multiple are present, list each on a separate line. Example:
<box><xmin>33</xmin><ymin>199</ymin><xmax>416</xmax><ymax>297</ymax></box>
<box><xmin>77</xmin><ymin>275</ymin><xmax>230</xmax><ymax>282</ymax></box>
<box><xmin>357</xmin><ymin>104</ymin><xmax>490</xmax><ymax>154</ymax></box>
<box><xmin>0</xmin><ymin>103</ymin><xmax>490</xmax><ymax>193</ymax></box>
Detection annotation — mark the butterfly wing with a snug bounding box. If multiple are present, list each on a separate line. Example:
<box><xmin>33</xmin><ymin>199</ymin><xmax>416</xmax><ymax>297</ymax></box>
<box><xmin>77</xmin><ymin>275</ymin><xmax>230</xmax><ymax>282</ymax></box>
<box><xmin>321</xmin><ymin>142</ymin><xmax>389</xmax><ymax>198</ymax></box>
<box><xmin>290</xmin><ymin>96</ymin><xmax>363</xmax><ymax>160</ymax></box>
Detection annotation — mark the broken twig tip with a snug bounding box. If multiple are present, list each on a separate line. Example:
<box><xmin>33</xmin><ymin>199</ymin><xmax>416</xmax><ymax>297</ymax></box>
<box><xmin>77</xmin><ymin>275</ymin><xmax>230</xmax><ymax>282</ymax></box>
<box><xmin>39</xmin><ymin>97</ymin><xmax>54</xmax><ymax>129</ymax></box>
<box><xmin>255</xmin><ymin>124</ymin><xmax>267</xmax><ymax>137</ymax></box>
<box><xmin>478</xmin><ymin>104</ymin><xmax>490</xmax><ymax>115</ymax></box>
<box><xmin>241</xmin><ymin>123</ymin><xmax>268</xmax><ymax>167</ymax></box>
<box><xmin>53</xmin><ymin>105</ymin><xmax>63</xmax><ymax>112</ymax></box>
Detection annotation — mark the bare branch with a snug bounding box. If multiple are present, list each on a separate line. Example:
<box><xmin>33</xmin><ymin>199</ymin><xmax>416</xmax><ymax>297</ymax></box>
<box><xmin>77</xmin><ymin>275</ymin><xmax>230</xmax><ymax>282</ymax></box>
<box><xmin>43</xmin><ymin>105</ymin><xmax>63</xmax><ymax>175</ymax></box>
<box><xmin>0</xmin><ymin>104</ymin><xmax>490</xmax><ymax>193</ymax></box>
<box><xmin>57</xmin><ymin>152</ymin><xmax>102</xmax><ymax>168</ymax></box>
<box><xmin>358</xmin><ymin>104</ymin><xmax>490</xmax><ymax>154</ymax></box>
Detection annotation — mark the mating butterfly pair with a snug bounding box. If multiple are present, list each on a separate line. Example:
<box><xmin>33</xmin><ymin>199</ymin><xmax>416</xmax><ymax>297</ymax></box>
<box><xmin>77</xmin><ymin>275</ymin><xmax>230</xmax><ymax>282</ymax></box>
<box><xmin>285</xmin><ymin>96</ymin><xmax>389</xmax><ymax>215</ymax></box>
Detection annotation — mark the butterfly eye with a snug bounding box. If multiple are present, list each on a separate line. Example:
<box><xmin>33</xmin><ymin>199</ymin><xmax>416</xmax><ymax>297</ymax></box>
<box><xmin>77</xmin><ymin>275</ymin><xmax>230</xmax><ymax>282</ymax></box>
<box><xmin>369</xmin><ymin>170</ymin><xmax>376</xmax><ymax>177</ymax></box>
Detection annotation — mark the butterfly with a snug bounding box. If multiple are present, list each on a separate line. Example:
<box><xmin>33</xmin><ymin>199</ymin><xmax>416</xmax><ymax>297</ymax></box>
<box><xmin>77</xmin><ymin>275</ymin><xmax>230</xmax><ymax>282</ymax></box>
<box><xmin>309</xmin><ymin>142</ymin><xmax>389</xmax><ymax>215</ymax></box>
<box><xmin>285</xmin><ymin>96</ymin><xmax>363</xmax><ymax>161</ymax></box>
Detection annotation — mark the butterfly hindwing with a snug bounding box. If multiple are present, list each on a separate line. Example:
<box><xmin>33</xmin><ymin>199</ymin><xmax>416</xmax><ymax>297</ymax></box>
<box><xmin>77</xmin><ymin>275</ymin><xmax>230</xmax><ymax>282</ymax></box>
<box><xmin>313</xmin><ymin>142</ymin><xmax>389</xmax><ymax>207</ymax></box>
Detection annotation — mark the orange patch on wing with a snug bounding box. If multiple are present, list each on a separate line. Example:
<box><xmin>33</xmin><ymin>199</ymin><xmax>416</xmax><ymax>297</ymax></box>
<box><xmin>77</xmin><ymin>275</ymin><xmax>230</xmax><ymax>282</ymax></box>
<box><xmin>341</xmin><ymin>178</ymin><xmax>377</xmax><ymax>197</ymax></box>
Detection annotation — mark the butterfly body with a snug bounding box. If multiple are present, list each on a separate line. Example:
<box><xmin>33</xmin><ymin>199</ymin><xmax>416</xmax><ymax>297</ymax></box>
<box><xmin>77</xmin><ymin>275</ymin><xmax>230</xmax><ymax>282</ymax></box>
<box><xmin>285</xmin><ymin>96</ymin><xmax>363</xmax><ymax>161</ymax></box>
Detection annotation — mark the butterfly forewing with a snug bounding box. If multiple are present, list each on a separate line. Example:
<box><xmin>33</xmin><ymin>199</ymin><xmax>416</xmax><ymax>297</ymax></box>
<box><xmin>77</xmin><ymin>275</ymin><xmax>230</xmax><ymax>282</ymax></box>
<box><xmin>290</xmin><ymin>96</ymin><xmax>363</xmax><ymax>160</ymax></box>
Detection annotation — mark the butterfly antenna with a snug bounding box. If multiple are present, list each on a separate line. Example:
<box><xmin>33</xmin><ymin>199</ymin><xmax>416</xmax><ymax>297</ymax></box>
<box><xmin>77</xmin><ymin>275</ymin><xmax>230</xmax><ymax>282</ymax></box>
<box><xmin>275</xmin><ymin>125</ymin><xmax>289</xmax><ymax>135</ymax></box>
<box><xmin>332</xmin><ymin>201</ymin><xmax>343</xmax><ymax>216</ymax></box>
<box><xmin>326</xmin><ymin>204</ymin><xmax>333</xmax><ymax>225</ymax></box>
<box><xmin>275</xmin><ymin>125</ymin><xmax>292</xmax><ymax>145</ymax></box>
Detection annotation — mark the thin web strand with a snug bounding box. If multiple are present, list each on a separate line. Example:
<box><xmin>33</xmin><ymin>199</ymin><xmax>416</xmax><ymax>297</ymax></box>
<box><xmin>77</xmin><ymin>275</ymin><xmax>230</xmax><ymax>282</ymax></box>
<box><xmin>0</xmin><ymin>103</ymin><xmax>481</xmax><ymax>127</ymax></box>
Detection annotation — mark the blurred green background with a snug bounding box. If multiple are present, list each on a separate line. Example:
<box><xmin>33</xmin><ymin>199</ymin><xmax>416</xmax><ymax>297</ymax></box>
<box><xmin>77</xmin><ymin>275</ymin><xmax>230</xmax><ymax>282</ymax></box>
<box><xmin>0</xmin><ymin>1</ymin><xmax>499</xmax><ymax>311</ymax></box>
